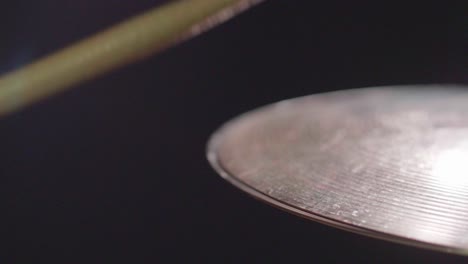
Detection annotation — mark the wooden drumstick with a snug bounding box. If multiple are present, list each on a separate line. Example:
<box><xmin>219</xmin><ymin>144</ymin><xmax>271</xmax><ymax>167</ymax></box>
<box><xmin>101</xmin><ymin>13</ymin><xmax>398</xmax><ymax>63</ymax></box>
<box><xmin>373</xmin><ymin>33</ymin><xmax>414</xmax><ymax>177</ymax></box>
<box><xmin>0</xmin><ymin>0</ymin><xmax>263</xmax><ymax>116</ymax></box>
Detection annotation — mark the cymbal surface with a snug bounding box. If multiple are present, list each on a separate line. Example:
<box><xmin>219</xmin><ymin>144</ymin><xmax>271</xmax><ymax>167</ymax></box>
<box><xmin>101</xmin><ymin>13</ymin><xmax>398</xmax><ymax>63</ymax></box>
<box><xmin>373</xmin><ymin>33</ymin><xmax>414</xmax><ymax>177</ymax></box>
<box><xmin>207</xmin><ymin>85</ymin><xmax>468</xmax><ymax>255</ymax></box>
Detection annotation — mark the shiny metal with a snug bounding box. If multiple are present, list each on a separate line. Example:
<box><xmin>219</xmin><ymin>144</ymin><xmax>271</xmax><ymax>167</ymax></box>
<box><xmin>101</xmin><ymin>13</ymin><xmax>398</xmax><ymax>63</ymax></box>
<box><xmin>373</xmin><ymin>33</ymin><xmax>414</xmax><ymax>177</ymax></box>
<box><xmin>207</xmin><ymin>85</ymin><xmax>468</xmax><ymax>255</ymax></box>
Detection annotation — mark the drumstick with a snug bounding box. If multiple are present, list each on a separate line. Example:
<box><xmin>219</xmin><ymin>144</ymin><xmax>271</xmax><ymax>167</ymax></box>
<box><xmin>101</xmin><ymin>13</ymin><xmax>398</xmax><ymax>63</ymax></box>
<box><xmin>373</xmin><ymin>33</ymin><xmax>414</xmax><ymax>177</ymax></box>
<box><xmin>0</xmin><ymin>0</ymin><xmax>264</xmax><ymax>117</ymax></box>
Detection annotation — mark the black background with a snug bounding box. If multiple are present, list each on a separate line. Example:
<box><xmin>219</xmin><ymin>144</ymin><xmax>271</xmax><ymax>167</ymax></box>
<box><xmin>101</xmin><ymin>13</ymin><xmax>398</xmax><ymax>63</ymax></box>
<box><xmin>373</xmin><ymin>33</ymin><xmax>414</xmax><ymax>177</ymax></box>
<box><xmin>0</xmin><ymin>0</ymin><xmax>467</xmax><ymax>263</ymax></box>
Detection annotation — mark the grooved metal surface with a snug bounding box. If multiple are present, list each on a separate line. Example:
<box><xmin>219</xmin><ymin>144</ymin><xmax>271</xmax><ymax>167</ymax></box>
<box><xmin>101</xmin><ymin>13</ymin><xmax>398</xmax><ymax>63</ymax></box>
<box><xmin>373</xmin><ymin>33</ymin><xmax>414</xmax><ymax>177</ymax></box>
<box><xmin>207</xmin><ymin>86</ymin><xmax>468</xmax><ymax>255</ymax></box>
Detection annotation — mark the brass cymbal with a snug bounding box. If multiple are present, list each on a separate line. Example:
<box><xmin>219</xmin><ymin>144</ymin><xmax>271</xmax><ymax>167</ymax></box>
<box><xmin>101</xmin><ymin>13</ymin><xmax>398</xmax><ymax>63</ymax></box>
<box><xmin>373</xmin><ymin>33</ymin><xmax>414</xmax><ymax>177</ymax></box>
<box><xmin>207</xmin><ymin>85</ymin><xmax>468</xmax><ymax>255</ymax></box>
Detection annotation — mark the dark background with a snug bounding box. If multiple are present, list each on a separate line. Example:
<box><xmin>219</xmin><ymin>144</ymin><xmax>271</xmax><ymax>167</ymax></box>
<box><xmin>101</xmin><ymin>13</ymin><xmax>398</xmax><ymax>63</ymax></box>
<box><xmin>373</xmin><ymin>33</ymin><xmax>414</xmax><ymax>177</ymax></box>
<box><xmin>0</xmin><ymin>0</ymin><xmax>467</xmax><ymax>263</ymax></box>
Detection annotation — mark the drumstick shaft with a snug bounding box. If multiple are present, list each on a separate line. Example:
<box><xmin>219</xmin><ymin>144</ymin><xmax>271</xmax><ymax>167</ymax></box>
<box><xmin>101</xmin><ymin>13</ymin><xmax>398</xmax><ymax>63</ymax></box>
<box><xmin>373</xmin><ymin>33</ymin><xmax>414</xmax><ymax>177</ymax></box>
<box><xmin>0</xmin><ymin>0</ymin><xmax>263</xmax><ymax>116</ymax></box>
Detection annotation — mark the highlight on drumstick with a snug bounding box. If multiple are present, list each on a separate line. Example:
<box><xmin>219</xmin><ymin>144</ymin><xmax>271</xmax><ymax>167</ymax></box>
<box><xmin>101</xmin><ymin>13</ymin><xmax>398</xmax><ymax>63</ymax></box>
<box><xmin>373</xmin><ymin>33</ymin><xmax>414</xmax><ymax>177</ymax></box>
<box><xmin>0</xmin><ymin>0</ymin><xmax>264</xmax><ymax>117</ymax></box>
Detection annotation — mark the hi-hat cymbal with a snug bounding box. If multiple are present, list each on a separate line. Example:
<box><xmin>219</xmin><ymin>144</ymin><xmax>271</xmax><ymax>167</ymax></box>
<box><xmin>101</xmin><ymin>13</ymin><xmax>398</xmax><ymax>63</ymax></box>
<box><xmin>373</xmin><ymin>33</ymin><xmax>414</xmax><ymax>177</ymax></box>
<box><xmin>207</xmin><ymin>85</ymin><xmax>468</xmax><ymax>255</ymax></box>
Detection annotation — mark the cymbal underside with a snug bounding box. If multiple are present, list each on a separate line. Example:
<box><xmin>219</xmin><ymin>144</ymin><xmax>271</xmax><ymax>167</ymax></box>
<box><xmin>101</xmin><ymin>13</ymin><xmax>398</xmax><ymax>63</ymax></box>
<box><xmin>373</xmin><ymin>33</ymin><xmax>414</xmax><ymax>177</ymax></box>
<box><xmin>208</xmin><ymin>85</ymin><xmax>468</xmax><ymax>255</ymax></box>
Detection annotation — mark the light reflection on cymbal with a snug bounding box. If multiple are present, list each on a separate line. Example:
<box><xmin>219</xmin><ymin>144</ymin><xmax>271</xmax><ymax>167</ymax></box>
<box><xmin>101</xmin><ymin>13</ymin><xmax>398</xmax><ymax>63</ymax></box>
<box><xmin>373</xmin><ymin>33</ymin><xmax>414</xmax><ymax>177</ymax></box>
<box><xmin>433</xmin><ymin>147</ymin><xmax>468</xmax><ymax>188</ymax></box>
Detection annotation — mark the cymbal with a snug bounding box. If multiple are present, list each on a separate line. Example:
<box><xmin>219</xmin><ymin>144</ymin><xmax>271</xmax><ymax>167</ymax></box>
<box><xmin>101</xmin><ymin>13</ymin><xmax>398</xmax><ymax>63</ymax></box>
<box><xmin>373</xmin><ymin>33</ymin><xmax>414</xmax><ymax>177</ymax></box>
<box><xmin>207</xmin><ymin>85</ymin><xmax>468</xmax><ymax>255</ymax></box>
